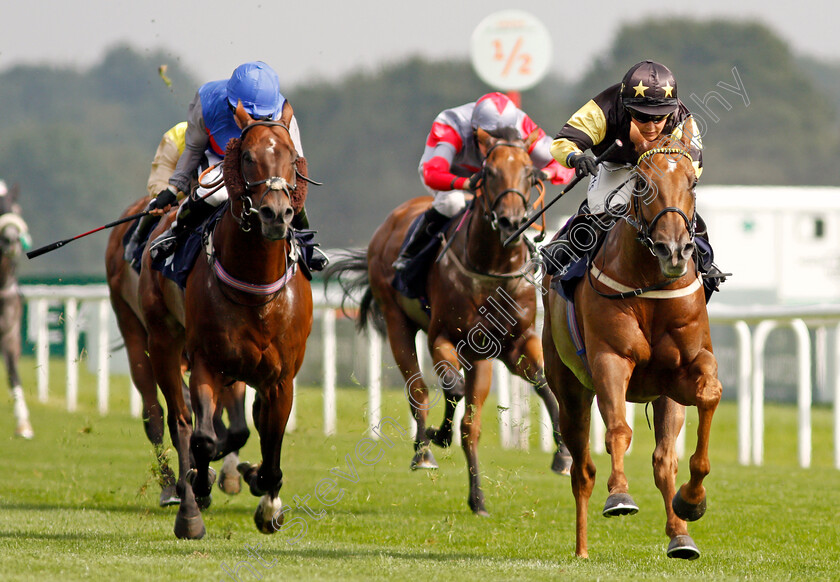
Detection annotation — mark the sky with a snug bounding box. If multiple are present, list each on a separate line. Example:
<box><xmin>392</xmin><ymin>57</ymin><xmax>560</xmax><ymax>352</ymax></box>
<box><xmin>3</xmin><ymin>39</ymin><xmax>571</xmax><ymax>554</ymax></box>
<box><xmin>0</xmin><ymin>1</ymin><xmax>837</xmax><ymax>89</ymax></box>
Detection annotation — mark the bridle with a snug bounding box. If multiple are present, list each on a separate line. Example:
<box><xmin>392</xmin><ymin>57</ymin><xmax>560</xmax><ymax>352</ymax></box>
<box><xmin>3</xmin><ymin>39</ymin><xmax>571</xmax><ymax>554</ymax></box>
<box><xmin>624</xmin><ymin>147</ymin><xmax>697</xmax><ymax>254</ymax></box>
<box><xmin>472</xmin><ymin>140</ymin><xmax>536</xmax><ymax>232</ymax></box>
<box><xmin>234</xmin><ymin>120</ymin><xmax>300</xmax><ymax>233</ymax></box>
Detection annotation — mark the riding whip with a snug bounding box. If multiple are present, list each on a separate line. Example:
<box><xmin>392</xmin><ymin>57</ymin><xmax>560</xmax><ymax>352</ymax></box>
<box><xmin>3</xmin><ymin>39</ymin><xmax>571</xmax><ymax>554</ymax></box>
<box><xmin>503</xmin><ymin>139</ymin><xmax>623</xmax><ymax>247</ymax></box>
<box><xmin>26</xmin><ymin>210</ymin><xmax>151</xmax><ymax>259</ymax></box>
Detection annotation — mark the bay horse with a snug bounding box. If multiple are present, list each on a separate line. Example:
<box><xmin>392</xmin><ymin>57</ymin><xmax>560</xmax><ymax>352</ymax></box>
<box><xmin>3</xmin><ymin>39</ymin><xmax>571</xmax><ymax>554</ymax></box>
<box><xmin>0</xmin><ymin>183</ymin><xmax>33</xmax><ymax>439</ymax></box>
<box><xmin>105</xmin><ymin>198</ymin><xmax>250</xmax><ymax>507</ymax></box>
<box><xmin>326</xmin><ymin>128</ymin><xmax>570</xmax><ymax>516</ymax></box>
<box><xmin>540</xmin><ymin>133</ymin><xmax>721</xmax><ymax>559</ymax></box>
<box><xmin>139</xmin><ymin>102</ymin><xmax>313</xmax><ymax>539</ymax></box>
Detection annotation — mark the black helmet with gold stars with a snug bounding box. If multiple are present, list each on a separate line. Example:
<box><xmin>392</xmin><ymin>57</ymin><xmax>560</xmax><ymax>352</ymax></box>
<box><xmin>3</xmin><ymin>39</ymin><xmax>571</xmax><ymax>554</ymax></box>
<box><xmin>620</xmin><ymin>60</ymin><xmax>678</xmax><ymax>116</ymax></box>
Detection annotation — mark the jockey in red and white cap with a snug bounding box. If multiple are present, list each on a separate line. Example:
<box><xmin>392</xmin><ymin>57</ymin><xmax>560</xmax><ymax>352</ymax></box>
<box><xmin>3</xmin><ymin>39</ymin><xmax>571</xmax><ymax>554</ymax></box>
<box><xmin>393</xmin><ymin>92</ymin><xmax>573</xmax><ymax>271</ymax></box>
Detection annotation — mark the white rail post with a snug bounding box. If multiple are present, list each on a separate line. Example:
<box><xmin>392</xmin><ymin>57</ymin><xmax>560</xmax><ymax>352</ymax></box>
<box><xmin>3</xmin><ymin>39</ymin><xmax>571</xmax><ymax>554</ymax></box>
<box><xmin>835</xmin><ymin>322</ymin><xmax>840</xmax><ymax>470</ymax></box>
<box><xmin>751</xmin><ymin>320</ymin><xmax>778</xmax><ymax>466</ymax></box>
<box><xmin>35</xmin><ymin>298</ymin><xmax>49</xmax><ymax>402</ymax></box>
<box><xmin>97</xmin><ymin>299</ymin><xmax>110</xmax><ymax>415</ymax></box>
<box><xmin>129</xmin><ymin>380</ymin><xmax>142</xmax><ymax>418</ymax></box>
<box><xmin>540</xmin><ymin>400</ymin><xmax>553</xmax><ymax>453</ymax></box>
<box><xmin>322</xmin><ymin>308</ymin><xmax>337</xmax><ymax>436</ymax></box>
<box><xmin>591</xmin><ymin>398</ymin><xmax>605</xmax><ymax>455</ymax></box>
<box><xmin>495</xmin><ymin>362</ymin><xmax>512</xmax><ymax>449</ymax></box>
<box><xmin>368</xmin><ymin>331</ymin><xmax>382</xmax><ymax>438</ymax></box>
<box><xmin>64</xmin><ymin>298</ymin><xmax>79</xmax><ymax>412</ymax></box>
<box><xmin>791</xmin><ymin>319</ymin><xmax>812</xmax><ymax>468</ymax></box>
<box><xmin>287</xmin><ymin>379</ymin><xmax>297</xmax><ymax>432</ymax></box>
<box><xmin>734</xmin><ymin>321</ymin><xmax>752</xmax><ymax>465</ymax></box>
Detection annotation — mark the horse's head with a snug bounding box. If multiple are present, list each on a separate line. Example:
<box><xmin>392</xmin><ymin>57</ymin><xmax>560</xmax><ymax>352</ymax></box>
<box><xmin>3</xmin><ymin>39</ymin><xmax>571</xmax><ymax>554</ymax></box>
<box><xmin>632</xmin><ymin>135</ymin><xmax>698</xmax><ymax>279</ymax></box>
<box><xmin>0</xmin><ymin>183</ymin><xmax>28</xmax><ymax>262</ymax></box>
<box><xmin>230</xmin><ymin>101</ymin><xmax>299</xmax><ymax>241</ymax></box>
<box><xmin>474</xmin><ymin>127</ymin><xmax>541</xmax><ymax>246</ymax></box>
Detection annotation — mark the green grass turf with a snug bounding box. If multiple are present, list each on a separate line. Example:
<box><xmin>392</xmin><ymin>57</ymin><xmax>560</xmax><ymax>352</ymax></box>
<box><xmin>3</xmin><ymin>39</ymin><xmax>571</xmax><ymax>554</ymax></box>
<box><xmin>0</xmin><ymin>356</ymin><xmax>838</xmax><ymax>581</ymax></box>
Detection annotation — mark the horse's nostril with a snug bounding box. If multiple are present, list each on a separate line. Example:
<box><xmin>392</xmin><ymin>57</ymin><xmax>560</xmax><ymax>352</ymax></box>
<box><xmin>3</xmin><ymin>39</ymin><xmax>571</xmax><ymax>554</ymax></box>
<box><xmin>284</xmin><ymin>207</ymin><xmax>294</xmax><ymax>224</ymax></box>
<box><xmin>652</xmin><ymin>242</ymin><xmax>670</xmax><ymax>259</ymax></box>
<box><xmin>682</xmin><ymin>242</ymin><xmax>695</xmax><ymax>259</ymax></box>
<box><xmin>259</xmin><ymin>207</ymin><xmax>276</xmax><ymax>223</ymax></box>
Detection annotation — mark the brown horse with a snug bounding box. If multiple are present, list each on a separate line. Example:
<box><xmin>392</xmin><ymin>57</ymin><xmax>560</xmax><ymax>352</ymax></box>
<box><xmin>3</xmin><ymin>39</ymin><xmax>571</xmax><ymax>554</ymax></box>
<box><xmin>540</xmin><ymin>133</ymin><xmax>722</xmax><ymax>559</ymax></box>
<box><xmin>0</xmin><ymin>184</ymin><xmax>33</xmax><ymax>439</ymax></box>
<box><xmin>139</xmin><ymin>102</ymin><xmax>312</xmax><ymax>539</ymax></box>
<box><xmin>326</xmin><ymin>128</ymin><xmax>570</xmax><ymax>516</ymax></box>
<box><xmin>105</xmin><ymin>195</ymin><xmax>251</xmax><ymax>507</ymax></box>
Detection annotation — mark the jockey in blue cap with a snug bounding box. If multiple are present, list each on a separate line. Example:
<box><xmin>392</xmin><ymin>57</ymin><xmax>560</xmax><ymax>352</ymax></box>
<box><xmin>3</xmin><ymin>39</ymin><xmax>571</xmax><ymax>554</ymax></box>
<box><xmin>127</xmin><ymin>61</ymin><xmax>326</xmax><ymax>273</ymax></box>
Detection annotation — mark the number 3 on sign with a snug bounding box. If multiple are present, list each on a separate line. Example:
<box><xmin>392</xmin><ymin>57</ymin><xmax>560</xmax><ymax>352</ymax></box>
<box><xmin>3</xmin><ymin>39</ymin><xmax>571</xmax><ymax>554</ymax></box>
<box><xmin>493</xmin><ymin>37</ymin><xmax>532</xmax><ymax>77</ymax></box>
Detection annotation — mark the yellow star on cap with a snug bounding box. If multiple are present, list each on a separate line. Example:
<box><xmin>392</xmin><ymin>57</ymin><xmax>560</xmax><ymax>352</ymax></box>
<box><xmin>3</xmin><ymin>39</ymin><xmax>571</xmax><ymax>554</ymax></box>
<box><xmin>662</xmin><ymin>81</ymin><xmax>674</xmax><ymax>98</ymax></box>
<box><xmin>632</xmin><ymin>81</ymin><xmax>648</xmax><ymax>97</ymax></box>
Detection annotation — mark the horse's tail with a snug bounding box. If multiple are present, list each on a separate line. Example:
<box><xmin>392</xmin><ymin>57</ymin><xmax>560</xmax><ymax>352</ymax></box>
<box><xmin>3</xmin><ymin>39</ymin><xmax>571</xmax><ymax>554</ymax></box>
<box><xmin>322</xmin><ymin>248</ymin><xmax>386</xmax><ymax>336</ymax></box>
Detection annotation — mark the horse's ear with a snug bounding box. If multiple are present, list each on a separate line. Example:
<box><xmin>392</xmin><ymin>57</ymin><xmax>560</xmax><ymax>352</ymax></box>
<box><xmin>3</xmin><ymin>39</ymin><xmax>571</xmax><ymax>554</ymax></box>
<box><xmin>476</xmin><ymin>127</ymin><xmax>495</xmax><ymax>156</ymax></box>
<box><xmin>680</xmin><ymin>116</ymin><xmax>699</xmax><ymax>150</ymax></box>
<box><xmin>280</xmin><ymin>100</ymin><xmax>294</xmax><ymax>127</ymax></box>
<box><xmin>233</xmin><ymin>100</ymin><xmax>253</xmax><ymax>129</ymax></box>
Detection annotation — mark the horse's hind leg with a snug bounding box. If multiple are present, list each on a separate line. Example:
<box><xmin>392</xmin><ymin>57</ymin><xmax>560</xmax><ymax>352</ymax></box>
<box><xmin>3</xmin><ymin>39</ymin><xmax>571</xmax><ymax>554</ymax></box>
<box><xmin>673</xmin><ymin>351</ymin><xmax>722</xmax><ymax>523</ymax></box>
<box><xmin>3</xmin><ymin>311</ymin><xmax>32</xmax><ymax>439</ymax></box>
<box><xmin>426</xmin><ymin>334</ymin><xmax>467</xmax><ymax>449</ymax></box>
<box><xmin>543</xmin><ymin>323</ymin><xmax>595</xmax><ymax>558</ymax></box>
<box><xmin>217</xmin><ymin>382</ymin><xmax>249</xmax><ymax>495</ymax></box>
<box><xmin>381</xmin><ymin>307</ymin><xmax>437</xmax><ymax>469</ymax></box>
<box><xmin>652</xmin><ymin>397</ymin><xmax>699</xmax><ymax>559</ymax></box>
<box><xmin>503</xmin><ymin>332</ymin><xmax>571</xmax><ymax>475</ymax></box>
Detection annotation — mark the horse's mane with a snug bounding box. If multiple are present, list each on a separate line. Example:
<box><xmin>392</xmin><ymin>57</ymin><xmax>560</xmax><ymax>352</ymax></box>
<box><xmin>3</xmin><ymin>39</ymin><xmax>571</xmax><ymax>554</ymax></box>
<box><xmin>223</xmin><ymin>138</ymin><xmax>306</xmax><ymax>213</ymax></box>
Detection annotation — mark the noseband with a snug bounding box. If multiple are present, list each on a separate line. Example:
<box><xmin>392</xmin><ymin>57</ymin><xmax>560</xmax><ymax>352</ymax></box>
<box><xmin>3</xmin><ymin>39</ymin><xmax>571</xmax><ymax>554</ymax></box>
<box><xmin>625</xmin><ymin>147</ymin><xmax>697</xmax><ymax>253</ymax></box>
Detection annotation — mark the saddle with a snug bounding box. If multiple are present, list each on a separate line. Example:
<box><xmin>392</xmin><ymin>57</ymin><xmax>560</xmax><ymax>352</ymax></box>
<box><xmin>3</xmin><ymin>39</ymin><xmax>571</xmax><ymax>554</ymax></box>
<box><xmin>391</xmin><ymin>211</ymin><xmax>463</xmax><ymax>305</ymax></box>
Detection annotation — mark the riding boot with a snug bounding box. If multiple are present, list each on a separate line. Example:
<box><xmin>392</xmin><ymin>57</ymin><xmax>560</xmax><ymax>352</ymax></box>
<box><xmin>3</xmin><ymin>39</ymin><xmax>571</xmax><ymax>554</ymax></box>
<box><xmin>148</xmin><ymin>197</ymin><xmax>214</xmax><ymax>262</ymax></box>
<box><xmin>694</xmin><ymin>213</ymin><xmax>727</xmax><ymax>302</ymax></box>
<box><xmin>291</xmin><ymin>205</ymin><xmax>329</xmax><ymax>275</ymax></box>
<box><xmin>541</xmin><ymin>207</ymin><xmax>604</xmax><ymax>277</ymax></box>
<box><xmin>124</xmin><ymin>213</ymin><xmax>157</xmax><ymax>264</ymax></box>
<box><xmin>392</xmin><ymin>207</ymin><xmax>449</xmax><ymax>271</ymax></box>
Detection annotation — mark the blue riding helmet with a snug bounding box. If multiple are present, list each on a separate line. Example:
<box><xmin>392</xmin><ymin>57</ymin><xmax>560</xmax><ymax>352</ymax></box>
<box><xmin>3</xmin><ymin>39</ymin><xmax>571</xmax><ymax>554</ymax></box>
<box><xmin>226</xmin><ymin>61</ymin><xmax>284</xmax><ymax>120</ymax></box>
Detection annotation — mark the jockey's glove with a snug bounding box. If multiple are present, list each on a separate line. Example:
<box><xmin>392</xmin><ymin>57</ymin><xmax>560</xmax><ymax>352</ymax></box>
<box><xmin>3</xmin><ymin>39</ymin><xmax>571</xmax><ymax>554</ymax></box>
<box><xmin>150</xmin><ymin>187</ymin><xmax>177</xmax><ymax>211</ymax></box>
<box><xmin>567</xmin><ymin>152</ymin><xmax>598</xmax><ymax>178</ymax></box>
<box><xmin>466</xmin><ymin>172</ymin><xmax>482</xmax><ymax>192</ymax></box>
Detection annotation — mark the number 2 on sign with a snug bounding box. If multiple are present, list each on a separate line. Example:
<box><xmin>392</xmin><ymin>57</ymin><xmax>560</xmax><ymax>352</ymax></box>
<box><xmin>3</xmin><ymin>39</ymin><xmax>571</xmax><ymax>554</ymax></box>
<box><xmin>493</xmin><ymin>37</ymin><xmax>532</xmax><ymax>77</ymax></box>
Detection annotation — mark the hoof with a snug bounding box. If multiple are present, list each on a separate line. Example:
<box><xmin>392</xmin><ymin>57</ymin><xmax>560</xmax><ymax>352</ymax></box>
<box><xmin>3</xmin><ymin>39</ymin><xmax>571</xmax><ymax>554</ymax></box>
<box><xmin>186</xmin><ymin>467</ymin><xmax>216</xmax><ymax>509</ymax></box>
<box><xmin>426</xmin><ymin>426</ymin><xmax>452</xmax><ymax>448</ymax></box>
<box><xmin>410</xmin><ymin>448</ymin><xmax>438</xmax><ymax>470</ymax></box>
<box><xmin>15</xmin><ymin>420</ymin><xmax>34</xmax><ymax>440</ymax></box>
<box><xmin>550</xmin><ymin>449</ymin><xmax>572</xmax><ymax>476</ymax></box>
<box><xmin>469</xmin><ymin>499</ymin><xmax>490</xmax><ymax>517</ymax></box>
<box><xmin>672</xmin><ymin>489</ymin><xmax>706</xmax><ymax>522</ymax></box>
<box><xmin>173</xmin><ymin>511</ymin><xmax>206</xmax><ymax>539</ymax></box>
<box><xmin>219</xmin><ymin>454</ymin><xmax>242</xmax><ymax>495</ymax></box>
<box><xmin>159</xmin><ymin>484</ymin><xmax>181</xmax><ymax>507</ymax></box>
<box><xmin>603</xmin><ymin>493</ymin><xmax>639</xmax><ymax>518</ymax></box>
<box><xmin>254</xmin><ymin>495</ymin><xmax>284</xmax><ymax>534</ymax></box>
<box><xmin>667</xmin><ymin>535</ymin><xmax>701</xmax><ymax>560</ymax></box>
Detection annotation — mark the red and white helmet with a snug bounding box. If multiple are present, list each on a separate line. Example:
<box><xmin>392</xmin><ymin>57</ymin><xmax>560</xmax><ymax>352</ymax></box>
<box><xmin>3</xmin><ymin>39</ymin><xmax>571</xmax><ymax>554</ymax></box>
<box><xmin>470</xmin><ymin>92</ymin><xmax>518</xmax><ymax>133</ymax></box>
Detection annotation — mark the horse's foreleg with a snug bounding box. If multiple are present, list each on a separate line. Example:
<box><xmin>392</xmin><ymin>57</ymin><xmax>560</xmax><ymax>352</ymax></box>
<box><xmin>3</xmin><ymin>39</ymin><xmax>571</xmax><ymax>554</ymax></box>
<box><xmin>460</xmin><ymin>359</ymin><xmax>492</xmax><ymax>516</ymax></box>
<box><xmin>250</xmin><ymin>380</ymin><xmax>293</xmax><ymax>534</ymax></box>
<box><xmin>426</xmin><ymin>334</ymin><xmax>467</xmax><ymax>450</ymax></box>
<box><xmin>504</xmin><ymin>332</ymin><xmax>571</xmax><ymax>475</ymax></box>
<box><xmin>542</xmin><ymin>320</ymin><xmax>595</xmax><ymax>558</ymax></box>
<box><xmin>591</xmin><ymin>353</ymin><xmax>638</xmax><ymax>517</ymax></box>
<box><xmin>652</xmin><ymin>397</ymin><xmax>700</xmax><ymax>559</ymax></box>
<box><xmin>187</xmin><ymin>359</ymin><xmax>220</xmax><ymax>509</ymax></box>
<box><xmin>674</xmin><ymin>350</ymin><xmax>721</xmax><ymax>523</ymax></box>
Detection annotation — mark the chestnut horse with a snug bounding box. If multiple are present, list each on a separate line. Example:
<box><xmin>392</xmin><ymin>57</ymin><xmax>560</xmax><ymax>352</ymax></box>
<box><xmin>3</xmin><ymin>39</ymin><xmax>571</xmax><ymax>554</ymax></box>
<box><xmin>541</xmin><ymin>134</ymin><xmax>721</xmax><ymax>559</ymax></box>
<box><xmin>139</xmin><ymin>102</ymin><xmax>312</xmax><ymax>539</ymax></box>
<box><xmin>0</xmin><ymin>184</ymin><xmax>33</xmax><ymax>439</ymax></box>
<box><xmin>326</xmin><ymin>128</ymin><xmax>570</xmax><ymax>516</ymax></box>
<box><xmin>105</xmin><ymin>197</ymin><xmax>250</xmax><ymax>507</ymax></box>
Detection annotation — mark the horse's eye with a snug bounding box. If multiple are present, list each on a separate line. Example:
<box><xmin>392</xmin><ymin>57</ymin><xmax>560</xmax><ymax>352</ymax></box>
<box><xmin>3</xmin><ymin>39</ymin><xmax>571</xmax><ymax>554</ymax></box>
<box><xmin>242</xmin><ymin>150</ymin><xmax>255</xmax><ymax>165</ymax></box>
